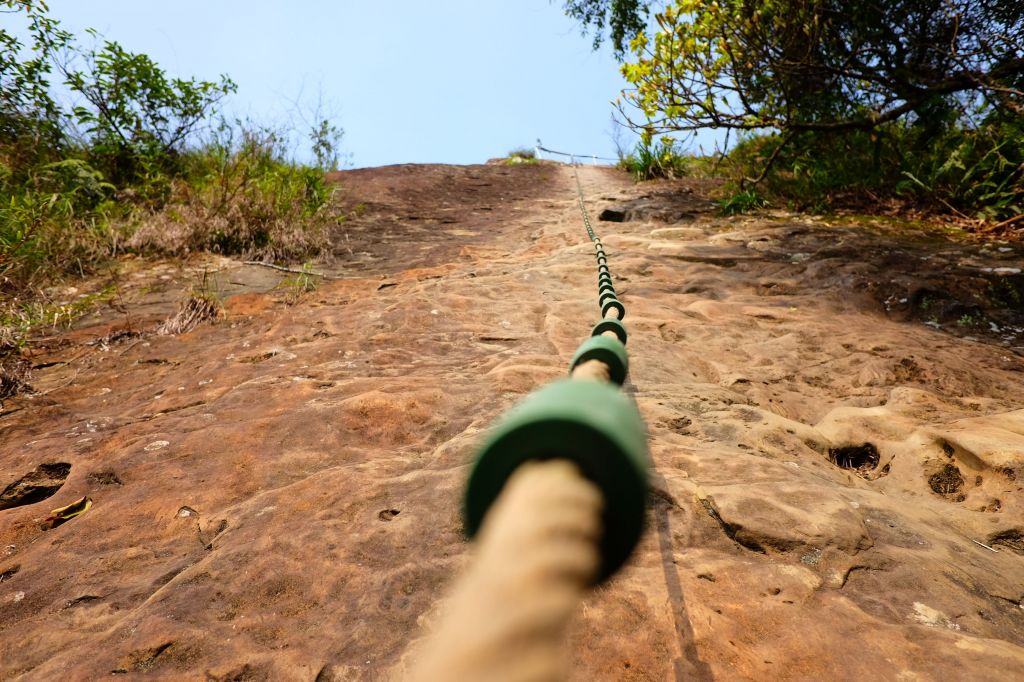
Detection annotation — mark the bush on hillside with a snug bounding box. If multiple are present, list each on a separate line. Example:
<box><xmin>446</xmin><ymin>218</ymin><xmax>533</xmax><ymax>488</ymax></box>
<box><xmin>0</xmin><ymin>1</ymin><xmax>344</xmax><ymax>295</ymax></box>
<box><xmin>725</xmin><ymin>118</ymin><xmax>1023</xmax><ymax>221</ymax></box>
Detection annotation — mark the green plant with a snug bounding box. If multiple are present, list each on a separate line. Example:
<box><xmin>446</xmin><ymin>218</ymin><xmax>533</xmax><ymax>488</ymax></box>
<box><xmin>310</xmin><ymin>118</ymin><xmax>344</xmax><ymax>172</ymax></box>
<box><xmin>898</xmin><ymin>115</ymin><xmax>1023</xmax><ymax>222</ymax></box>
<box><xmin>128</xmin><ymin>121</ymin><xmax>339</xmax><ymax>260</ymax></box>
<box><xmin>717</xmin><ymin>116</ymin><xmax>1023</xmax><ymax>222</ymax></box>
<box><xmin>956</xmin><ymin>312</ymin><xmax>982</xmax><ymax>327</ymax></box>
<box><xmin>1</xmin><ymin>285</ymin><xmax>115</xmax><ymax>355</ymax></box>
<box><xmin>279</xmin><ymin>261</ymin><xmax>320</xmax><ymax>304</ymax></box>
<box><xmin>63</xmin><ymin>33</ymin><xmax>236</xmax><ymax>191</ymax></box>
<box><xmin>564</xmin><ymin>0</ymin><xmax>649</xmax><ymax>56</ymax></box>
<box><xmin>1</xmin><ymin>1</ymin><xmax>345</xmax><ymax>311</ymax></box>
<box><xmin>506</xmin><ymin>148</ymin><xmax>537</xmax><ymax>165</ymax></box>
<box><xmin>718</xmin><ymin>189</ymin><xmax>767</xmax><ymax>216</ymax></box>
<box><xmin>613</xmin><ymin>1</ymin><xmax>1022</xmax><ymax>141</ymax></box>
<box><xmin>0</xmin><ymin>0</ymin><xmax>72</xmax><ymax>176</ymax></box>
<box><xmin>619</xmin><ymin>138</ymin><xmax>691</xmax><ymax>180</ymax></box>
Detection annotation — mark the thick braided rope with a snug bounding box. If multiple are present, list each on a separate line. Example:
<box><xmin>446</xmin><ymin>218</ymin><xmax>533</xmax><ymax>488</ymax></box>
<box><xmin>407</xmin><ymin>165</ymin><xmax>631</xmax><ymax>681</ymax></box>
<box><xmin>408</xmin><ymin>460</ymin><xmax>602</xmax><ymax>682</ymax></box>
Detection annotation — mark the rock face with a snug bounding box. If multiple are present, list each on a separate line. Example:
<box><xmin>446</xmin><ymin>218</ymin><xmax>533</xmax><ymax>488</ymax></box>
<box><xmin>2</xmin><ymin>163</ymin><xmax>1024</xmax><ymax>680</ymax></box>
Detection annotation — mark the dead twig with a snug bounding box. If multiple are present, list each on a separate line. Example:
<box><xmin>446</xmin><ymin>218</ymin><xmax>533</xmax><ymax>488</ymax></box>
<box><xmin>985</xmin><ymin>213</ymin><xmax>1024</xmax><ymax>232</ymax></box>
<box><xmin>242</xmin><ymin>261</ymin><xmax>340</xmax><ymax>280</ymax></box>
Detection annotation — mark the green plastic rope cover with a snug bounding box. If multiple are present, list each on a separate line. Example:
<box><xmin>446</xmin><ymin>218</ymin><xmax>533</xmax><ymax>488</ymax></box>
<box><xmin>592</xmin><ymin>318</ymin><xmax>627</xmax><ymax>345</ymax></box>
<box><xmin>570</xmin><ymin>334</ymin><xmax>628</xmax><ymax>385</ymax></box>
<box><xmin>602</xmin><ymin>298</ymin><xmax>626</xmax><ymax>320</ymax></box>
<box><xmin>465</xmin><ymin>379</ymin><xmax>648</xmax><ymax>581</ymax></box>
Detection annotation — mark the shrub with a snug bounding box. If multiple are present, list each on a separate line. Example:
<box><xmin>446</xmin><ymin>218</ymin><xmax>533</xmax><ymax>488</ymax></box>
<box><xmin>718</xmin><ymin>189</ymin><xmax>767</xmax><ymax>216</ymax></box>
<box><xmin>506</xmin><ymin>147</ymin><xmax>537</xmax><ymax>165</ymax></box>
<box><xmin>64</xmin><ymin>34</ymin><xmax>236</xmax><ymax>192</ymax></box>
<box><xmin>1</xmin><ymin>3</ymin><xmax>345</xmax><ymax>293</ymax></box>
<box><xmin>0</xmin><ymin>1</ymin><xmax>347</xmax><ymax>385</ymax></box>
<box><xmin>725</xmin><ymin>119</ymin><xmax>1023</xmax><ymax>222</ymax></box>
<box><xmin>618</xmin><ymin>138</ymin><xmax>692</xmax><ymax>180</ymax></box>
<box><xmin>128</xmin><ymin>122</ymin><xmax>338</xmax><ymax>261</ymax></box>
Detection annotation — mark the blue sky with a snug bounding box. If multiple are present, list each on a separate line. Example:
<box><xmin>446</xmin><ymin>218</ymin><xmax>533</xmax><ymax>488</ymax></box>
<box><xmin>36</xmin><ymin>1</ymin><xmax>646</xmax><ymax>168</ymax></box>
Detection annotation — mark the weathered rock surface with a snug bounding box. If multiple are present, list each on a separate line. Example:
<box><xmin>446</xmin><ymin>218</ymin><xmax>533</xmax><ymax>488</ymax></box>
<box><xmin>2</xmin><ymin>163</ymin><xmax>1023</xmax><ymax>680</ymax></box>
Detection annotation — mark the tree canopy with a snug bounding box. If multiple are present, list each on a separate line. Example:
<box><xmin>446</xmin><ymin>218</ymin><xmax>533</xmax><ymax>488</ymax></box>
<box><xmin>567</xmin><ymin>1</ymin><xmax>1023</xmax><ymax>137</ymax></box>
<box><xmin>563</xmin><ymin>0</ymin><xmax>652</xmax><ymax>57</ymax></box>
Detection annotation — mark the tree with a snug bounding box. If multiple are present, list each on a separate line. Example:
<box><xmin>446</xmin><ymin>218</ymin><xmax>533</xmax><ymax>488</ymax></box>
<box><xmin>567</xmin><ymin>1</ymin><xmax>1024</xmax><ymax>136</ymax></box>
<box><xmin>564</xmin><ymin>0</ymin><xmax>652</xmax><ymax>57</ymax></box>
<box><xmin>2</xmin><ymin>1</ymin><xmax>236</xmax><ymax>186</ymax></box>
<box><xmin>63</xmin><ymin>35</ymin><xmax>236</xmax><ymax>183</ymax></box>
<box><xmin>0</xmin><ymin>0</ymin><xmax>72</xmax><ymax>168</ymax></box>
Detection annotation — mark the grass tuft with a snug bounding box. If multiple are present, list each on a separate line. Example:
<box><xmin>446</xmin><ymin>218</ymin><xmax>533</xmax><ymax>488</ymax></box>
<box><xmin>718</xmin><ymin>189</ymin><xmax>768</xmax><ymax>215</ymax></box>
<box><xmin>158</xmin><ymin>294</ymin><xmax>221</xmax><ymax>336</ymax></box>
<box><xmin>619</xmin><ymin>138</ymin><xmax>698</xmax><ymax>180</ymax></box>
<box><xmin>505</xmin><ymin>147</ymin><xmax>538</xmax><ymax>165</ymax></box>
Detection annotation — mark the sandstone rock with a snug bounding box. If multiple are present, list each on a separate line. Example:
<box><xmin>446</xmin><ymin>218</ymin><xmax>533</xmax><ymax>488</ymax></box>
<box><xmin>2</xmin><ymin>163</ymin><xmax>1022</xmax><ymax>680</ymax></box>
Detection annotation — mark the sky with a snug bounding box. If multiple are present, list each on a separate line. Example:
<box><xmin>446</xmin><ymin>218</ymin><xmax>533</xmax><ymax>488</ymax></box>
<box><xmin>30</xmin><ymin>1</ymin><xmax>648</xmax><ymax>168</ymax></box>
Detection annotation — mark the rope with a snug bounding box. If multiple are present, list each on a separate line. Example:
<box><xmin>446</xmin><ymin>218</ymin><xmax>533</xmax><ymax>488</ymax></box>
<box><xmin>572</xmin><ymin>164</ymin><xmax>598</xmax><ymax>242</ymax></box>
<box><xmin>536</xmin><ymin>144</ymin><xmax>619</xmax><ymax>164</ymax></box>
<box><xmin>571</xmin><ymin>164</ymin><xmax>626</xmax><ymax>322</ymax></box>
<box><xmin>409</xmin><ymin>461</ymin><xmax>602</xmax><ymax>682</ymax></box>
<box><xmin>408</xmin><ymin>164</ymin><xmax>640</xmax><ymax>681</ymax></box>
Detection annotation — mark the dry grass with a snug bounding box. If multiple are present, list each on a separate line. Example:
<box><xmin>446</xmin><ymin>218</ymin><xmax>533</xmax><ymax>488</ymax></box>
<box><xmin>1</xmin><ymin>304</ymin><xmax>31</xmax><ymax>400</ymax></box>
<box><xmin>125</xmin><ymin>138</ymin><xmax>339</xmax><ymax>262</ymax></box>
<box><xmin>157</xmin><ymin>294</ymin><xmax>222</xmax><ymax>335</ymax></box>
<box><xmin>128</xmin><ymin>193</ymin><xmax>332</xmax><ymax>262</ymax></box>
<box><xmin>340</xmin><ymin>391</ymin><xmax>435</xmax><ymax>445</ymax></box>
<box><xmin>0</xmin><ymin>355</ymin><xmax>32</xmax><ymax>400</ymax></box>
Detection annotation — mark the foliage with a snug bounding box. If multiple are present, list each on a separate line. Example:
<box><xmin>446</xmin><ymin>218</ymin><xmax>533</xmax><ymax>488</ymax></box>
<box><xmin>618</xmin><ymin>137</ymin><xmax>693</xmax><ymax>180</ymax></box>
<box><xmin>718</xmin><ymin>188</ymin><xmax>767</xmax><ymax>215</ymax></box>
<box><xmin>278</xmin><ymin>262</ymin><xmax>320</xmax><ymax>305</ymax></box>
<box><xmin>506</xmin><ymin>147</ymin><xmax>537</xmax><ymax>165</ymax></box>
<box><xmin>129</xmin><ymin>122</ymin><xmax>338</xmax><ymax>260</ymax></box>
<box><xmin>0</xmin><ymin>167</ymin><xmax>129</xmax><ymax>290</ymax></box>
<box><xmin>0</xmin><ymin>0</ymin><xmax>72</xmax><ymax>173</ymax></box>
<box><xmin>724</xmin><ymin>117</ymin><xmax>1023</xmax><ymax>220</ymax></box>
<box><xmin>63</xmin><ymin>35</ymin><xmax>236</xmax><ymax>191</ymax></box>
<box><xmin>568</xmin><ymin>1</ymin><xmax>1023</xmax><ymax>222</ymax></box>
<box><xmin>617</xmin><ymin>1</ymin><xmax>1023</xmax><ymax>137</ymax></box>
<box><xmin>898</xmin><ymin>114</ymin><xmax>1024</xmax><ymax>222</ymax></box>
<box><xmin>309</xmin><ymin>117</ymin><xmax>344</xmax><ymax>172</ymax></box>
<box><xmin>563</xmin><ymin>0</ymin><xmax>650</xmax><ymax>57</ymax></box>
<box><xmin>1</xmin><ymin>285</ymin><xmax>115</xmax><ymax>358</ymax></box>
<box><xmin>0</xmin><ymin>1</ymin><xmax>345</xmax><ymax>297</ymax></box>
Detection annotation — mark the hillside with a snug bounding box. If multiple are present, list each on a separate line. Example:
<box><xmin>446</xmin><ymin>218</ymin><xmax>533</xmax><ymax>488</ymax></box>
<box><xmin>2</xmin><ymin>162</ymin><xmax>1023</xmax><ymax>680</ymax></box>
